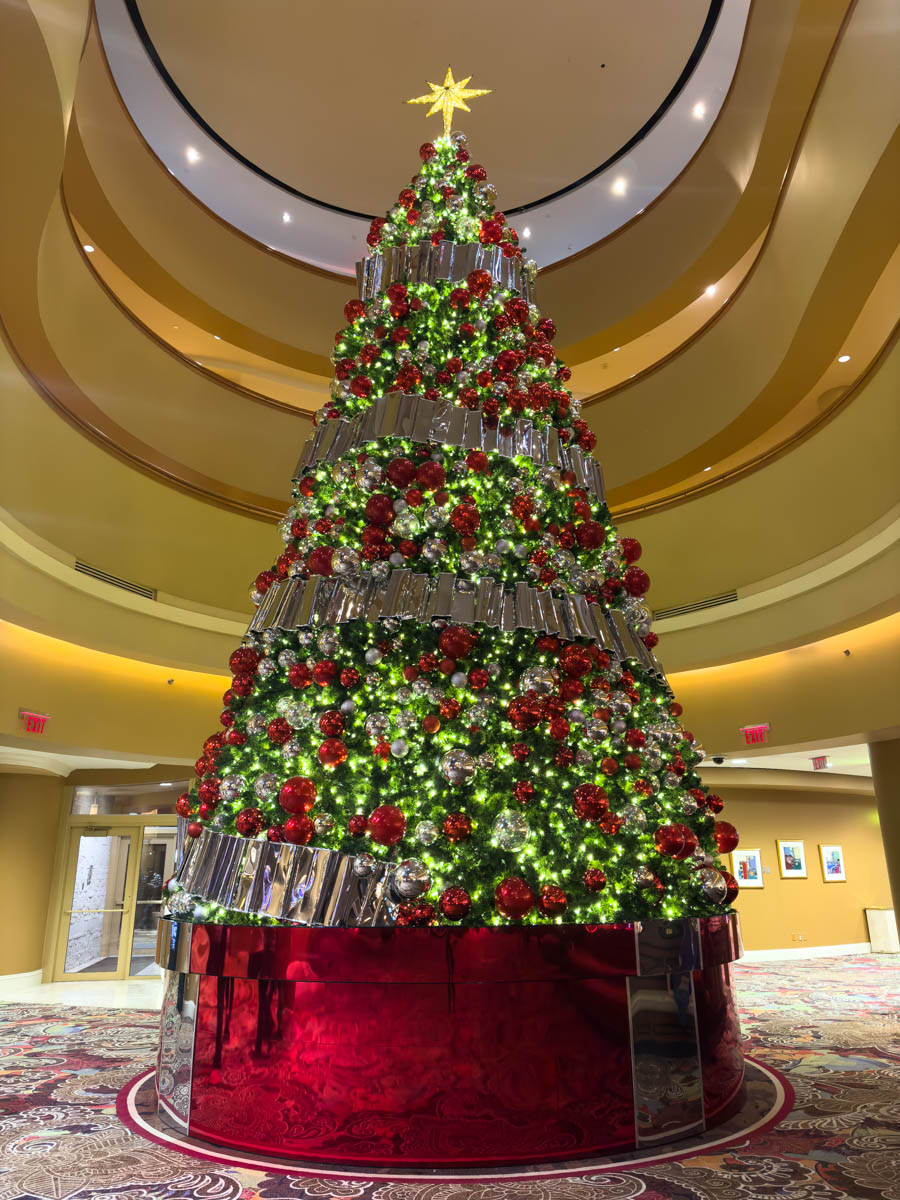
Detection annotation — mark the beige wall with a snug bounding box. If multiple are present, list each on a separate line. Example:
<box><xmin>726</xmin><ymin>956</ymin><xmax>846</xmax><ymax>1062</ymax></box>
<box><xmin>724</xmin><ymin>784</ymin><xmax>892</xmax><ymax>952</ymax></box>
<box><xmin>0</xmin><ymin>773</ymin><xmax>64</xmax><ymax>974</ymax></box>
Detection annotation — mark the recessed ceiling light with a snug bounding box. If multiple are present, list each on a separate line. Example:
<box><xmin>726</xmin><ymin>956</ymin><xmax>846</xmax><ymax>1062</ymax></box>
<box><xmin>213</xmin><ymin>335</ymin><xmax>221</xmax><ymax>340</ymax></box>
<box><xmin>83</xmin><ymin>243</ymin><xmax>95</xmax><ymax>253</ymax></box>
<box><xmin>692</xmin><ymin>101</ymin><xmax>707</xmax><ymax>120</ymax></box>
<box><xmin>703</xmin><ymin>466</ymin><xmax>712</xmax><ymax>472</ymax></box>
<box><xmin>837</xmin><ymin>354</ymin><xmax>850</xmax><ymax>362</ymax></box>
<box><xmin>731</xmin><ymin>758</ymin><xmax>748</xmax><ymax>765</ymax></box>
<box><xmin>159</xmin><ymin>781</ymin><xmax>173</xmax><ymax>787</ymax></box>
<box><xmin>282</xmin><ymin>211</ymin><xmax>292</xmax><ymax>224</ymax></box>
<box><xmin>611</xmin><ymin>177</ymin><xmax>627</xmax><ymax>196</ymax></box>
<box><xmin>186</xmin><ymin>146</ymin><xmax>201</xmax><ymax>163</ymax></box>
<box><xmin>613</xmin><ymin>346</ymin><xmax>620</xmax><ymax>353</ymax></box>
<box><xmin>521</xmin><ymin>227</ymin><xmax>531</xmax><ymax>239</ymax></box>
<box><xmin>705</xmin><ymin>284</ymin><xmax>717</xmax><ymax>297</ymax></box>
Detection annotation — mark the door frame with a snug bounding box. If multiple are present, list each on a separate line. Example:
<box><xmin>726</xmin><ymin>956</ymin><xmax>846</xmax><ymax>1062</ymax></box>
<box><xmin>43</xmin><ymin>805</ymin><xmax>178</xmax><ymax>983</ymax></box>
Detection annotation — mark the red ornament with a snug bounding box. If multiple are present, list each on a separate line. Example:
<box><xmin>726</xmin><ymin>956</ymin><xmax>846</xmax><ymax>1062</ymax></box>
<box><xmin>187</xmin><ymin>821</ymin><xmax>203</xmax><ymax>838</ymax></box>
<box><xmin>312</xmin><ymin>660</ymin><xmax>338</xmax><ymax>686</ymax></box>
<box><xmin>574</xmin><ymin>520</ymin><xmax>605</xmax><ymax>550</ymax></box>
<box><xmin>348</xmin><ymin>814</ymin><xmax>368</xmax><ymax>836</ymax></box>
<box><xmin>318</xmin><ymin>709</ymin><xmax>345</xmax><ymax>737</ymax></box>
<box><xmin>722</xmin><ymin>871</ymin><xmax>740</xmax><ymax>905</ymax></box>
<box><xmin>283</xmin><ymin>814</ymin><xmax>315</xmax><ymax>845</ymax></box>
<box><xmin>494</xmin><ymin>876</ymin><xmax>535</xmax><ymax>920</ymax></box>
<box><xmin>706</xmin><ymin>793</ymin><xmax>725</xmax><ymax>814</ymax></box>
<box><xmin>365</xmin><ymin>494</ymin><xmax>395</xmax><ymax>526</ymax></box>
<box><xmin>538</xmin><ymin>885</ymin><xmax>568</xmax><ymax>916</ymax></box>
<box><xmin>573</xmin><ymin>783</ymin><xmax>609</xmax><ymax>822</ymax></box>
<box><xmin>386</xmin><ymin>457</ymin><xmax>416</xmax><ymax>486</ymax></box>
<box><xmin>306</xmin><ymin>547</ymin><xmax>334</xmax><ymax>577</ymax></box>
<box><xmin>654</xmin><ymin>823</ymin><xmax>697</xmax><ymax>860</ymax></box>
<box><xmin>442</xmin><ymin>812</ymin><xmax>473</xmax><ymax>843</ymax></box>
<box><xmin>343</xmin><ymin>298</ymin><xmax>366</xmax><ymax>323</ymax></box>
<box><xmin>289</xmin><ymin>662</ymin><xmax>313</xmax><ymax>688</ymax></box>
<box><xmin>267</xmin><ymin>825</ymin><xmax>284</xmax><ymax>843</ymax></box>
<box><xmin>318</xmin><ymin>738</ymin><xmax>347</xmax><ymax>768</ymax></box>
<box><xmin>713</xmin><ymin>820</ymin><xmax>740</xmax><ymax>853</ymax></box>
<box><xmin>419</xmin><ymin>141</ymin><xmax>436</xmax><ymax>161</ymax></box>
<box><xmin>350</xmin><ymin>375</ymin><xmax>372</xmax><ymax>398</ymax></box>
<box><xmin>548</xmin><ymin>717</ymin><xmax>570</xmax><ymax>740</ymax></box>
<box><xmin>416</xmin><ymin>461</ymin><xmax>446</xmax><ymax>491</ymax></box>
<box><xmin>229</xmin><ymin>646</ymin><xmax>260</xmax><ymax>676</ymax></box>
<box><xmin>279</xmin><ymin>776</ymin><xmax>317</xmax><ymax>814</ymax></box>
<box><xmin>450</xmin><ymin>503</ymin><xmax>480</xmax><ymax>535</ymax></box>
<box><xmin>440</xmin><ymin>886</ymin><xmax>471</xmax><ymax>921</ymax></box>
<box><xmin>198</xmin><ymin>778</ymin><xmax>220</xmax><ymax>804</ymax></box>
<box><xmin>438</xmin><ymin>625</ymin><xmax>475</xmax><ymax>659</ymax></box>
<box><xmin>511</xmin><ymin>743</ymin><xmax>531</xmax><ymax>763</ymax></box>
<box><xmin>440</xmin><ymin>697</ymin><xmax>461</xmax><ymax>720</ymax></box>
<box><xmin>235</xmin><ymin>807</ymin><xmax>264</xmax><ymax>837</ymax></box>
<box><xmin>422</xmin><ymin>714</ymin><xmax>441</xmax><ymax>734</ymax></box>
<box><xmin>601</xmin><ymin>757</ymin><xmax>619</xmax><ymax>776</ymax></box>
<box><xmin>623</xmin><ymin>566</ymin><xmax>651</xmax><ymax>597</ymax></box>
<box><xmin>468</xmin><ymin>667</ymin><xmax>489</xmax><ymax>690</ymax></box>
<box><xmin>368</xmin><ymin>804</ymin><xmax>406</xmax><ymax>846</ymax></box>
<box><xmin>466</xmin><ymin>268</ymin><xmax>492</xmax><ymax>298</ymax></box>
<box><xmin>340</xmin><ymin>667</ymin><xmax>361</xmax><ymax>688</ymax></box>
<box><xmin>559</xmin><ymin>644</ymin><xmax>593</xmax><ymax>678</ymax></box>
<box><xmin>508</xmin><ymin>695</ymin><xmax>542</xmax><ymax>731</ymax></box>
<box><xmin>599</xmin><ymin>813</ymin><xmax>624</xmax><ymax>836</ymax></box>
<box><xmin>620</xmin><ymin>536</ymin><xmax>642</xmax><ymax>563</ymax></box>
<box><xmin>583</xmin><ymin>868</ymin><xmax>607</xmax><ymax>892</ymax></box>
<box><xmin>513</xmin><ymin>780</ymin><xmax>535</xmax><ymax>805</ymax></box>
<box><xmin>267</xmin><ymin>717</ymin><xmax>293</xmax><ymax>745</ymax></box>
<box><xmin>175</xmin><ymin>794</ymin><xmax>192</xmax><ymax>818</ymax></box>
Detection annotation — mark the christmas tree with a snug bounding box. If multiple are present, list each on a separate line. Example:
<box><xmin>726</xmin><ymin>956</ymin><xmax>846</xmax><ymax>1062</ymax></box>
<box><xmin>175</xmin><ymin>78</ymin><xmax>740</xmax><ymax>928</ymax></box>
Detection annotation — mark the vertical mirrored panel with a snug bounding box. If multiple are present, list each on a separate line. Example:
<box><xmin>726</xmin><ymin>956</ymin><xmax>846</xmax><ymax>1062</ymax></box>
<box><xmin>130</xmin><ymin>825</ymin><xmax>178</xmax><ymax>977</ymax></box>
<box><xmin>63</xmin><ymin>833</ymin><xmax>131</xmax><ymax>974</ymax></box>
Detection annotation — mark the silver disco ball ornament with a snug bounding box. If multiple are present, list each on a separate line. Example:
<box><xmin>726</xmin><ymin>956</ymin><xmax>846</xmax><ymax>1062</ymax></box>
<box><xmin>699</xmin><ymin>867</ymin><xmax>728</xmax><ymax>903</ymax></box>
<box><xmin>394</xmin><ymin>858</ymin><xmax>431</xmax><ymax>899</ymax></box>
<box><xmin>219</xmin><ymin>775</ymin><xmax>245</xmax><ymax>801</ymax></box>
<box><xmin>365</xmin><ymin>647</ymin><xmax>383</xmax><ymax>665</ymax></box>
<box><xmin>415</xmin><ymin>820</ymin><xmax>440</xmax><ymax>846</ymax></box>
<box><xmin>355</xmin><ymin>461</ymin><xmax>384</xmax><ymax>490</ymax></box>
<box><xmin>633</xmin><ymin>866</ymin><xmax>656</xmax><ymax>889</ymax></box>
<box><xmin>492</xmin><ymin>809</ymin><xmax>530</xmax><ymax>851</ymax></box>
<box><xmin>365</xmin><ymin>712</ymin><xmax>389</xmax><ymax>739</ymax></box>
<box><xmin>332</xmin><ymin>461</ymin><xmax>354</xmax><ymax>484</ymax></box>
<box><xmin>332</xmin><ymin>546</ymin><xmax>361</xmax><ymax>577</ymax></box>
<box><xmin>352</xmin><ymin>853</ymin><xmax>376</xmax><ymax>877</ymax></box>
<box><xmin>253</xmin><ymin>772</ymin><xmax>278</xmax><ymax>800</ymax></box>
<box><xmin>390</xmin><ymin>738</ymin><xmax>409</xmax><ymax>758</ymax></box>
<box><xmin>314</xmin><ymin>814</ymin><xmax>334</xmax><ymax>835</ymax></box>
<box><xmin>286</xmin><ymin>702</ymin><xmax>312</xmax><ymax>727</ymax></box>
<box><xmin>622</xmin><ymin>804</ymin><xmax>647</xmax><ymax>832</ymax></box>
<box><xmin>519</xmin><ymin>667</ymin><xmax>558</xmax><ymax>695</ymax></box>
<box><xmin>441</xmin><ymin>748</ymin><xmax>476</xmax><ymax>785</ymax></box>
<box><xmin>277</xmin><ymin>648</ymin><xmax>297</xmax><ymax>669</ymax></box>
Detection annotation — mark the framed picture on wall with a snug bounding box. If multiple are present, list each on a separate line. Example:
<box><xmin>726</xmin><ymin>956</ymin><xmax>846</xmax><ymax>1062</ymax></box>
<box><xmin>776</xmin><ymin>839</ymin><xmax>807</xmax><ymax>878</ymax></box>
<box><xmin>731</xmin><ymin>847</ymin><xmax>764</xmax><ymax>888</ymax></box>
<box><xmin>819</xmin><ymin>843</ymin><xmax>846</xmax><ymax>882</ymax></box>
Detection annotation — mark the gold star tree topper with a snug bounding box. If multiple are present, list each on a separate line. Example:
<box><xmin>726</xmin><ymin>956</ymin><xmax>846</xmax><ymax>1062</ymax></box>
<box><xmin>407</xmin><ymin>67</ymin><xmax>491</xmax><ymax>138</ymax></box>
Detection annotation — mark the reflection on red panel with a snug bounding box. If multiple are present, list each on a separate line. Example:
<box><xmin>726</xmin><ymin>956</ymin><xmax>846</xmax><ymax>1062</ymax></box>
<box><xmin>694</xmin><ymin>963</ymin><xmax>745</xmax><ymax>1120</ymax></box>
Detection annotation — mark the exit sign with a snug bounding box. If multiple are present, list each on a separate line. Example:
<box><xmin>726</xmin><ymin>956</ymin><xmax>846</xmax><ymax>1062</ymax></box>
<box><xmin>19</xmin><ymin>709</ymin><xmax>49</xmax><ymax>734</ymax></box>
<box><xmin>740</xmin><ymin>723</ymin><xmax>770</xmax><ymax>745</ymax></box>
<box><xmin>811</xmin><ymin>755</ymin><xmax>828</xmax><ymax>770</ymax></box>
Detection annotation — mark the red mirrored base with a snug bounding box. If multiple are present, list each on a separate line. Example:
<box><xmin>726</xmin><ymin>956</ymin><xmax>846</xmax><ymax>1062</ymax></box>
<box><xmin>155</xmin><ymin>916</ymin><xmax>744</xmax><ymax>1166</ymax></box>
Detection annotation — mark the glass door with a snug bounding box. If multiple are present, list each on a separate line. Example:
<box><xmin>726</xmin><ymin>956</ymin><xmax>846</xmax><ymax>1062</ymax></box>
<box><xmin>56</xmin><ymin>827</ymin><xmax>140</xmax><ymax>980</ymax></box>
<box><xmin>127</xmin><ymin>825</ymin><xmax>178</xmax><ymax>977</ymax></box>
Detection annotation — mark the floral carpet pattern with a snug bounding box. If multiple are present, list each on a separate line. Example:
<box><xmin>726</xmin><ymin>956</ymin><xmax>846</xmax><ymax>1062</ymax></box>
<box><xmin>0</xmin><ymin>955</ymin><xmax>898</xmax><ymax>1199</ymax></box>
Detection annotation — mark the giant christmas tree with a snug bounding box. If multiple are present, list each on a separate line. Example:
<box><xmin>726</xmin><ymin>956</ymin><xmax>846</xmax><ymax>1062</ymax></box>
<box><xmin>173</xmin><ymin>79</ymin><xmax>740</xmax><ymax>930</ymax></box>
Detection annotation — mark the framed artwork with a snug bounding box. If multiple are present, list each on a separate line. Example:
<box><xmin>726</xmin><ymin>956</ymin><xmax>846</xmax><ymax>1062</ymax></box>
<box><xmin>731</xmin><ymin>848</ymin><xmax>764</xmax><ymax>888</ymax></box>
<box><xmin>819</xmin><ymin>843</ymin><xmax>846</xmax><ymax>882</ymax></box>
<box><xmin>776</xmin><ymin>840</ymin><xmax>807</xmax><ymax>879</ymax></box>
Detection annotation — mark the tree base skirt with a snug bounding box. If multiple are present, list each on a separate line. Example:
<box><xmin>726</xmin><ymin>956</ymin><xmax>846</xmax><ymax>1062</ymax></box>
<box><xmin>154</xmin><ymin>914</ymin><xmax>744</xmax><ymax>1167</ymax></box>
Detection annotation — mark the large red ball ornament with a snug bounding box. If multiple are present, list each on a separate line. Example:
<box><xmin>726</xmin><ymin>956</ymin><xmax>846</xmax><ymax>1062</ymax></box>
<box><xmin>267</xmin><ymin>718</ymin><xmax>293</xmax><ymax>745</ymax></box>
<box><xmin>198</xmin><ymin>778</ymin><xmax>220</xmax><ymax>804</ymax></box>
<box><xmin>440</xmin><ymin>886</ymin><xmax>471</xmax><ymax>920</ymax></box>
<box><xmin>229</xmin><ymin>646</ymin><xmax>260</xmax><ymax>676</ymax></box>
<box><xmin>583</xmin><ymin>867</ymin><xmax>607</xmax><ymax>892</ymax></box>
<box><xmin>289</xmin><ymin>662</ymin><xmax>313</xmax><ymax>688</ymax></box>
<box><xmin>438</xmin><ymin>625</ymin><xmax>475</xmax><ymax>659</ymax></box>
<box><xmin>466</xmin><ymin>268</ymin><xmax>492</xmax><ymax>298</ymax></box>
<box><xmin>538</xmin><ymin>885</ymin><xmax>568</xmax><ymax>916</ymax></box>
<box><xmin>559</xmin><ymin>644</ymin><xmax>593</xmax><ymax>678</ymax></box>
<box><xmin>306</xmin><ymin>547</ymin><xmax>334</xmax><ymax>577</ymax></box>
<box><xmin>267</xmin><ymin>825</ymin><xmax>284</xmax><ymax>843</ymax></box>
<box><xmin>419</xmin><ymin>141</ymin><xmax>436</xmax><ymax>161</ymax></box>
<box><xmin>235</xmin><ymin>808</ymin><xmax>264</xmax><ymax>837</ymax></box>
<box><xmin>714</xmin><ymin>820</ymin><xmax>740</xmax><ymax>853</ymax></box>
<box><xmin>654</xmin><ymin>823</ymin><xmax>697</xmax><ymax>860</ymax></box>
<box><xmin>187</xmin><ymin>821</ymin><xmax>203</xmax><ymax>838</ymax></box>
<box><xmin>706</xmin><ymin>793</ymin><xmax>725</xmax><ymax>814</ymax></box>
<box><xmin>620</xmin><ymin>537</ymin><xmax>642</xmax><ymax>564</ymax></box>
<box><xmin>450</xmin><ymin>503</ymin><xmax>480</xmax><ymax>535</ymax></box>
<box><xmin>231</xmin><ymin>673</ymin><xmax>254</xmax><ymax>697</ymax></box>
<box><xmin>416</xmin><ymin>461</ymin><xmax>446</xmax><ymax>491</ymax></box>
<box><xmin>318</xmin><ymin>738</ymin><xmax>348</xmax><ymax>768</ymax></box>
<box><xmin>279</xmin><ymin>776</ymin><xmax>317</xmax><ymax>814</ymax></box>
<box><xmin>386</xmin><ymin>457</ymin><xmax>416</xmax><ymax>487</ymax></box>
<box><xmin>623</xmin><ymin>566</ymin><xmax>651</xmax><ymax>596</ymax></box>
<box><xmin>175</xmin><ymin>794</ymin><xmax>192</xmax><ymax>818</ymax></box>
<box><xmin>722</xmin><ymin>870</ymin><xmax>740</xmax><ymax>905</ymax></box>
<box><xmin>601</xmin><ymin>757</ymin><xmax>620</xmax><ymax>776</ymax></box>
<box><xmin>343</xmin><ymin>298</ymin><xmax>366</xmax><ymax>323</ymax></box>
<box><xmin>443</xmin><ymin>812</ymin><xmax>473</xmax><ymax>843</ymax></box>
<box><xmin>494</xmin><ymin>876</ymin><xmax>535</xmax><ymax>920</ymax></box>
<box><xmin>368</xmin><ymin>804</ymin><xmax>406</xmax><ymax>846</ymax></box>
<box><xmin>573</xmin><ymin>783</ymin><xmax>609</xmax><ymax>822</ymax></box>
<box><xmin>575</xmin><ymin>520</ymin><xmax>605</xmax><ymax>550</ymax></box>
<box><xmin>312</xmin><ymin>660</ymin><xmax>338</xmax><ymax>686</ymax></box>
<box><xmin>508</xmin><ymin>695</ymin><xmax>542</xmax><ymax>731</ymax></box>
<box><xmin>283</xmin><ymin>814</ymin><xmax>315</xmax><ymax>845</ymax></box>
<box><xmin>348</xmin><ymin>814</ymin><xmax>368</xmax><ymax>836</ymax></box>
<box><xmin>318</xmin><ymin>710</ymin><xmax>345</xmax><ymax>737</ymax></box>
<box><xmin>365</xmin><ymin>494</ymin><xmax>395</xmax><ymax>526</ymax></box>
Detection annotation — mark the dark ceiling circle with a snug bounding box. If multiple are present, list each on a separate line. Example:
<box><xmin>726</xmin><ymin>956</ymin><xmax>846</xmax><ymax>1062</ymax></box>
<box><xmin>125</xmin><ymin>0</ymin><xmax>722</xmax><ymax>223</ymax></box>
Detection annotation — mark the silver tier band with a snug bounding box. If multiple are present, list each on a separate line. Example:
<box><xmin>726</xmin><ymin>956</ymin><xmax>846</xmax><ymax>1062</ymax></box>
<box><xmin>356</xmin><ymin>241</ymin><xmax>536</xmax><ymax>305</ymax></box>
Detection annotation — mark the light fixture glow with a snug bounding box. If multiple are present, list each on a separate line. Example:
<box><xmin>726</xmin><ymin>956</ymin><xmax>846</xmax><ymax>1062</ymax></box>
<box><xmin>704</xmin><ymin>285</ymin><xmax>717</xmax><ymax>297</ymax></box>
<box><xmin>837</xmin><ymin>354</ymin><xmax>851</xmax><ymax>362</ymax></box>
<box><xmin>282</xmin><ymin>211</ymin><xmax>292</xmax><ymax>224</ymax></box>
<box><xmin>610</xmin><ymin>177</ymin><xmax>627</xmax><ymax>197</ymax></box>
<box><xmin>83</xmin><ymin>244</ymin><xmax>95</xmax><ymax>253</ymax></box>
<box><xmin>703</xmin><ymin>466</ymin><xmax>711</xmax><ymax>472</ymax></box>
<box><xmin>186</xmin><ymin>146</ymin><xmax>201</xmax><ymax>163</ymax></box>
<box><xmin>692</xmin><ymin>101</ymin><xmax>707</xmax><ymax>120</ymax></box>
<box><xmin>213</xmin><ymin>335</ymin><xmax>221</xmax><ymax>341</ymax></box>
<box><xmin>521</xmin><ymin>227</ymin><xmax>531</xmax><ymax>239</ymax></box>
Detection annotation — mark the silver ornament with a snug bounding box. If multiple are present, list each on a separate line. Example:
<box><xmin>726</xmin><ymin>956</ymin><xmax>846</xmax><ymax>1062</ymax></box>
<box><xmin>332</xmin><ymin>546</ymin><xmax>362</xmax><ymax>577</ymax></box>
<box><xmin>441</xmin><ymin>748</ymin><xmax>475</xmax><ymax>785</ymax></box>
<box><xmin>355</xmin><ymin>461</ymin><xmax>384</xmax><ymax>490</ymax></box>
<box><xmin>340</xmin><ymin>699</ymin><xmax>357</xmax><ymax>716</ymax></box>
<box><xmin>353</xmin><ymin>853</ymin><xmax>376</xmax><ymax>877</ymax></box>
<box><xmin>622</xmin><ymin>804</ymin><xmax>647</xmax><ymax>831</ymax></box>
<box><xmin>585</xmin><ymin>719</ymin><xmax>608</xmax><ymax>742</ymax></box>
<box><xmin>365</xmin><ymin>648</ymin><xmax>383</xmax><ymax>665</ymax></box>
<box><xmin>394</xmin><ymin>510</ymin><xmax>421</xmax><ymax>538</ymax></box>
<box><xmin>257</xmin><ymin>657</ymin><xmax>277</xmax><ymax>678</ymax></box>
<box><xmin>317</xmin><ymin>630</ymin><xmax>340</xmax><ymax>655</ymax></box>
<box><xmin>390</xmin><ymin>738</ymin><xmax>409</xmax><ymax>758</ymax></box>
<box><xmin>396</xmin><ymin>687</ymin><xmax>412</xmax><ymax>703</ymax></box>
<box><xmin>422</xmin><ymin>537</ymin><xmax>447</xmax><ymax>563</ymax></box>
<box><xmin>282</xmin><ymin>738</ymin><xmax>302</xmax><ymax>759</ymax></box>
<box><xmin>520</xmin><ymin>666</ymin><xmax>558</xmax><ymax>695</ymax></box>
<box><xmin>253</xmin><ymin>773</ymin><xmax>278</xmax><ymax>800</ymax></box>
<box><xmin>460</xmin><ymin>550</ymin><xmax>483</xmax><ymax>574</ymax></box>
<box><xmin>476</xmin><ymin>752</ymin><xmax>496</xmax><ymax>770</ymax></box>
<box><xmin>332</xmin><ymin>461</ymin><xmax>354</xmax><ymax>484</ymax></box>
<box><xmin>370</xmin><ymin>560</ymin><xmax>390</xmax><ymax>582</ymax></box>
<box><xmin>219</xmin><ymin>775</ymin><xmax>245</xmax><ymax>801</ymax></box>
<box><xmin>425</xmin><ymin>504</ymin><xmax>449</xmax><ymax>529</ymax></box>
<box><xmin>277</xmin><ymin>648</ymin><xmax>297</xmax><ymax>668</ymax></box>
<box><xmin>246</xmin><ymin>714</ymin><xmax>268</xmax><ymax>736</ymax></box>
<box><xmin>314</xmin><ymin>814</ymin><xmax>334</xmax><ymax>835</ymax></box>
<box><xmin>450</xmin><ymin>671</ymin><xmax>468</xmax><ymax>689</ymax></box>
<box><xmin>415</xmin><ymin>820</ymin><xmax>440</xmax><ymax>845</ymax></box>
<box><xmin>365</xmin><ymin>712</ymin><xmax>390</xmax><ymax>739</ymax></box>
<box><xmin>286</xmin><ymin>702</ymin><xmax>312</xmax><ymax>727</ymax></box>
<box><xmin>633</xmin><ymin>866</ymin><xmax>656</xmax><ymax>888</ymax></box>
<box><xmin>492</xmin><ymin>809</ymin><xmax>530</xmax><ymax>850</ymax></box>
<box><xmin>365</xmin><ymin>672</ymin><xmax>380</xmax><ymax>687</ymax></box>
<box><xmin>575</xmin><ymin>748</ymin><xmax>594</xmax><ymax>766</ymax></box>
<box><xmin>699</xmin><ymin>867</ymin><xmax>728</xmax><ymax>903</ymax></box>
<box><xmin>394</xmin><ymin>858</ymin><xmax>431</xmax><ymax>899</ymax></box>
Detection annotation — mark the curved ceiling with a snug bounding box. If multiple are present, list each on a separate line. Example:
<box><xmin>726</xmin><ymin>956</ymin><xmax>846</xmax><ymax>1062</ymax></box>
<box><xmin>0</xmin><ymin>0</ymin><xmax>898</xmax><ymax>731</ymax></box>
<box><xmin>95</xmin><ymin>0</ymin><xmax>750</xmax><ymax>270</ymax></box>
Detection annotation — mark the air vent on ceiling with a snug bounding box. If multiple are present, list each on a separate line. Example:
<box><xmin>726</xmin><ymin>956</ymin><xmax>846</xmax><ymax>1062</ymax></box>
<box><xmin>75</xmin><ymin>560</ymin><xmax>157</xmax><ymax>601</ymax></box>
<box><xmin>652</xmin><ymin>590</ymin><xmax>738</xmax><ymax>621</ymax></box>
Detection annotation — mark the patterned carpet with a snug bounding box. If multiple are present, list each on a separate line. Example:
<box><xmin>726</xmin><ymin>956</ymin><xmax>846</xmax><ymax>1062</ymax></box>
<box><xmin>0</xmin><ymin>955</ymin><xmax>897</xmax><ymax>1199</ymax></box>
